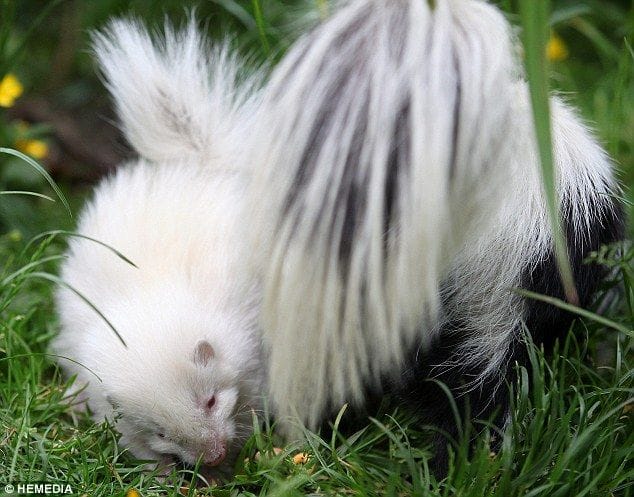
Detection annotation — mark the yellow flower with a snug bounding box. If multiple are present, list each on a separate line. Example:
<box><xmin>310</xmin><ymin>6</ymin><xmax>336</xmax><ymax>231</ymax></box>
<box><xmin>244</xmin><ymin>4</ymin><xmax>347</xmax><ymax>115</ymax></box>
<box><xmin>125</xmin><ymin>489</ymin><xmax>141</xmax><ymax>497</ymax></box>
<box><xmin>547</xmin><ymin>33</ymin><xmax>569</xmax><ymax>62</ymax></box>
<box><xmin>292</xmin><ymin>452</ymin><xmax>310</xmax><ymax>465</ymax></box>
<box><xmin>0</xmin><ymin>73</ymin><xmax>24</xmax><ymax>107</ymax></box>
<box><xmin>15</xmin><ymin>138</ymin><xmax>49</xmax><ymax>159</ymax></box>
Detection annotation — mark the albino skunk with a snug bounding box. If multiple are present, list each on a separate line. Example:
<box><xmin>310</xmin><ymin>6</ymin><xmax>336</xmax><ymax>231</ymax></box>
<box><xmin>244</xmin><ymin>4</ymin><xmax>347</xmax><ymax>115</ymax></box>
<box><xmin>246</xmin><ymin>0</ymin><xmax>624</xmax><ymax>466</ymax></box>
<box><xmin>52</xmin><ymin>20</ymin><xmax>263</xmax><ymax>474</ymax></box>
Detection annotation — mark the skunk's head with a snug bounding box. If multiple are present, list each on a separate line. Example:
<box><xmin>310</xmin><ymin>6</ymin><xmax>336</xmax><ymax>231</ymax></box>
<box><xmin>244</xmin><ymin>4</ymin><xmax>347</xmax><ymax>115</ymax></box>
<box><xmin>89</xmin><ymin>287</ymin><xmax>262</xmax><ymax>472</ymax></box>
<box><xmin>104</xmin><ymin>336</ymin><xmax>258</xmax><ymax>470</ymax></box>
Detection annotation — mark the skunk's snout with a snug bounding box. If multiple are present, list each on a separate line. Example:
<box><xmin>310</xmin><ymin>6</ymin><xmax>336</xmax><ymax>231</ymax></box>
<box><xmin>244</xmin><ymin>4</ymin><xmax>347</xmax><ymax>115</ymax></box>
<box><xmin>171</xmin><ymin>439</ymin><xmax>228</xmax><ymax>469</ymax></box>
<box><xmin>203</xmin><ymin>440</ymin><xmax>227</xmax><ymax>466</ymax></box>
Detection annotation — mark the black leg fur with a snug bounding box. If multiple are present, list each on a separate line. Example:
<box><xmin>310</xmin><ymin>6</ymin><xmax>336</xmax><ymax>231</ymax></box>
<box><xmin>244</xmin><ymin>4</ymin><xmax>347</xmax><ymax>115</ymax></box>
<box><xmin>391</xmin><ymin>197</ymin><xmax>625</xmax><ymax>476</ymax></box>
<box><xmin>315</xmin><ymin>197</ymin><xmax>624</xmax><ymax>477</ymax></box>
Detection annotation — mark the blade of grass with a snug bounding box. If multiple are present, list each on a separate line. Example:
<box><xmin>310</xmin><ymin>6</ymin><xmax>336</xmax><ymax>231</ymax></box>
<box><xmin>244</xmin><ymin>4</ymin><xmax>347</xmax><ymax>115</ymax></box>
<box><xmin>210</xmin><ymin>0</ymin><xmax>256</xmax><ymax>30</ymax></box>
<box><xmin>9</xmin><ymin>384</ymin><xmax>33</xmax><ymax>481</ymax></box>
<box><xmin>0</xmin><ymin>352</ymin><xmax>103</xmax><ymax>384</ymax></box>
<box><xmin>569</xmin><ymin>17</ymin><xmax>621</xmax><ymax>62</ymax></box>
<box><xmin>23</xmin><ymin>230</ymin><xmax>138</xmax><ymax>268</ymax></box>
<box><xmin>550</xmin><ymin>5</ymin><xmax>591</xmax><ymax>26</ymax></box>
<box><xmin>0</xmin><ymin>191</ymin><xmax>55</xmax><ymax>201</ymax></box>
<box><xmin>515</xmin><ymin>288</ymin><xmax>632</xmax><ymax>336</ymax></box>
<box><xmin>519</xmin><ymin>0</ymin><xmax>578</xmax><ymax>305</ymax></box>
<box><xmin>252</xmin><ymin>0</ymin><xmax>270</xmax><ymax>55</ymax></box>
<box><xmin>0</xmin><ymin>254</ymin><xmax>66</xmax><ymax>288</ymax></box>
<box><xmin>24</xmin><ymin>271</ymin><xmax>127</xmax><ymax>347</ymax></box>
<box><xmin>0</xmin><ymin>148</ymin><xmax>72</xmax><ymax>217</ymax></box>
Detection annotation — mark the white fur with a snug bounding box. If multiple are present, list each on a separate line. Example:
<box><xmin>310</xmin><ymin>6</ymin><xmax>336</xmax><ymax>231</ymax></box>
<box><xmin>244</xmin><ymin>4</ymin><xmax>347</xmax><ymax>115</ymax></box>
<box><xmin>245</xmin><ymin>0</ymin><xmax>620</xmax><ymax>432</ymax></box>
<box><xmin>53</xmin><ymin>20</ymin><xmax>263</xmax><ymax>471</ymax></box>
<box><xmin>92</xmin><ymin>18</ymin><xmax>259</xmax><ymax>163</ymax></box>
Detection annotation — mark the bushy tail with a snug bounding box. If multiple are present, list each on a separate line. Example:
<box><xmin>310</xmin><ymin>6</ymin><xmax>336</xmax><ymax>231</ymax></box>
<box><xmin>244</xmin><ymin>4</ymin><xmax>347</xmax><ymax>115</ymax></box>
<box><xmin>247</xmin><ymin>0</ymin><xmax>522</xmax><ymax>431</ymax></box>
<box><xmin>93</xmin><ymin>18</ymin><xmax>259</xmax><ymax>162</ymax></box>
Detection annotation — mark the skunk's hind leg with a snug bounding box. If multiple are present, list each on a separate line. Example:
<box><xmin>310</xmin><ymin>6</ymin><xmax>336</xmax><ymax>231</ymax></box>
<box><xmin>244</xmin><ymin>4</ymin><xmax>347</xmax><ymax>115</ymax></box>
<box><xmin>394</xmin><ymin>323</ymin><xmax>518</xmax><ymax>477</ymax></box>
<box><xmin>395</xmin><ymin>195</ymin><xmax>625</xmax><ymax>476</ymax></box>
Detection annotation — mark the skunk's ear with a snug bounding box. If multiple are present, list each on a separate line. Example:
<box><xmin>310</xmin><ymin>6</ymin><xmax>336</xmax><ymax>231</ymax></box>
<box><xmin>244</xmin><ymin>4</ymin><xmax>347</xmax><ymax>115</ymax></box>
<box><xmin>192</xmin><ymin>340</ymin><xmax>215</xmax><ymax>367</ymax></box>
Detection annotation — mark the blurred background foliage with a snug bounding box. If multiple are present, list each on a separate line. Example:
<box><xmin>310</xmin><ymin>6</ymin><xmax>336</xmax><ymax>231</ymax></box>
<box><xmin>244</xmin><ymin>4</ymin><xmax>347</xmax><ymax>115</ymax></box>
<box><xmin>0</xmin><ymin>0</ymin><xmax>632</xmax><ymax>239</ymax></box>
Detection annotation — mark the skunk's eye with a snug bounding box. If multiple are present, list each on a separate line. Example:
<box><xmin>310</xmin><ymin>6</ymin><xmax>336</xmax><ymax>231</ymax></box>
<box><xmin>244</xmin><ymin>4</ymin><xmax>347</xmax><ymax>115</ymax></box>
<box><xmin>157</xmin><ymin>432</ymin><xmax>165</xmax><ymax>439</ymax></box>
<box><xmin>206</xmin><ymin>396</ymin><xmax>216</xmax><ymax>410</ymax></box>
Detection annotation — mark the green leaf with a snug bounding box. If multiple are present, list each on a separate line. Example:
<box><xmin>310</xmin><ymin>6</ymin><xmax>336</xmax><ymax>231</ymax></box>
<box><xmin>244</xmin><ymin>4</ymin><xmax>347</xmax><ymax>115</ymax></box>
<box><xmin>515</xmin><ymin>288</ymin><xmax>632</xmax><ymax>336</ymax></box>
<box><xmin>210</xmin><ymin>0</ymin><xmax>256</xmax><ymax>30</ymax></box>
<box><xmin>252</xmin><ymin>0</ymin><xmax>270</xmax><ymax>55</ymax></box>
<box><xmin>0</xmin><ymin>191</ymin><xmax>55</xmax><ymax>202</ymax></box>
<box><xmin>23</xmin><ymin>230</ymin><xmax>138</xmax><ymax>268</ymax></box>
<box><xmin>0</xmin><ymin>147</ymin><xmax>72</xmax><ymax>217</ymax></box>
<box><xmin>519</xmin><ymin>0</ymin><xmax>578</xmax><ymax>306</ymax></box>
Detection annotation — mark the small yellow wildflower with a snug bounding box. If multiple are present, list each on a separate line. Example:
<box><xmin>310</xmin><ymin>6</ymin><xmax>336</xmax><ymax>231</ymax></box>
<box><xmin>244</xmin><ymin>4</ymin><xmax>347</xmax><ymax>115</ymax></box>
<box><xmin>0</xmin><ymin>73</ymin><xmax>24</xmax><ymax>107</ymax></box>
<box><xmin>125</xmin><ymin>489</ymin><xmax>141</xmax><ymax>497</ymax></box>
<box><xmin>546</xmin><ymin>33</ymin><xmax>569</xmax><ymax>62</ymax></box>
<box><xmin>292</xmin><ymin>452</ymin><xmax>310</xmax><ymax>465</ymax></box>
<box><xmin>15</xmin><ymin>138</ymin><xmax>48</xmax><ymax>159</ymax></box>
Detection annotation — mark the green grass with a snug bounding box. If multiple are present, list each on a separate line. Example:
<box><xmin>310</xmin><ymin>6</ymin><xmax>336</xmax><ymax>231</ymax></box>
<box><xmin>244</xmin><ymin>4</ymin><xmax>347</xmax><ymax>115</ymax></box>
<box><xmin>520</xmin><ymin>0</ymin><xmax>578</xmax><ymax>302</ymax></box>
<box><xmin>0</xmin><ymin>244</ymin><xmax>632</xmax><ymax>496</ymax></box>
<box><xmin>1</xmin><ymin>0</ymin><xmax>633</xmax><ymax>496</ymax></box>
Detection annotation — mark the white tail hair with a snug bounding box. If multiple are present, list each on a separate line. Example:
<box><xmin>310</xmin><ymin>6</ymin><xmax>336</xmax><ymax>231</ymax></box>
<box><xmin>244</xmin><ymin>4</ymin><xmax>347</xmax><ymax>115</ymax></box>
<box><xmin>246</xmin><ymin>0</ymin><xmax>620</xmax><ymax>433</ymax></box>
<box><xmin>246</xmin><ymin>0</ymin><xmax>519</xmax><ymax>430</ymax></box>
<box><xmin>93</xmin><ymin>18</ymin><xmax>260</xmax><ymax>163</ymax></box>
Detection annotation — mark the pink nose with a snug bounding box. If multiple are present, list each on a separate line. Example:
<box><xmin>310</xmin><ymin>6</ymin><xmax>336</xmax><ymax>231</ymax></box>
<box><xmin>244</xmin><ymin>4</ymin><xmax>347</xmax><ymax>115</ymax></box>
<box><xmin>204</xmin><ymin>441</ymin><xmax>227</xmax><ymax>466</ymax></box>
